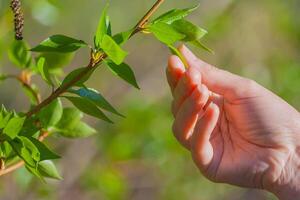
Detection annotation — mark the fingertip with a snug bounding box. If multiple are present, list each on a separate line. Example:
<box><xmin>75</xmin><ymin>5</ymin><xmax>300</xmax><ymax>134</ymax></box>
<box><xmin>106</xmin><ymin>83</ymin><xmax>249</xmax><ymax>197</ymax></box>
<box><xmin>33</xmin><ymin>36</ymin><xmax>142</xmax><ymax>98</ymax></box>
<box><xmin>178</xmin><ymin>44</ymin><xmax>198</xmax><ymax>61</ymax></box>
<box><xmin>168</xmin><ymin>55</ymin><xmax>185</xmax><ymax>72</ymax></box>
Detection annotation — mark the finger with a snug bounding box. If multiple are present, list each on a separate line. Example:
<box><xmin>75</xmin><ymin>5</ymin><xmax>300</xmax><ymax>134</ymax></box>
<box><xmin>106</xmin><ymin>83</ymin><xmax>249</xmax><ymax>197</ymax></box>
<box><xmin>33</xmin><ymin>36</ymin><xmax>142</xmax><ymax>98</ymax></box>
<box><xmin>166</xmin><ymin>55</ymin><xmax>186</xmax><ymax>93</ymax></box>
<box><xmin>179</xmin><ymin>45</ymin><xmax>258</xmax><ymax>102</ymax></box>
<box><xmin>172</xmin><ymin>66</ymin><xmax>202</xmax><ymax>115</ymax></box>
<box><xmin>191</xmin><ymin>103</ymin><xmax>220</xmax><ymax>172</ymax></box>
<box><xmin>172</xmin><ymin>84</ymin><xmax>210</xmax><ymax>149</ymax></box>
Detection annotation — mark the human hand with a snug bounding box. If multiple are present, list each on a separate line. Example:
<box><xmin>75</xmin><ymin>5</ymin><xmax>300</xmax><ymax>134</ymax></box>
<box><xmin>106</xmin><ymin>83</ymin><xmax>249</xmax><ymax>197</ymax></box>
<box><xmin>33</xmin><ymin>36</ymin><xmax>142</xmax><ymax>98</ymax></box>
<box><xmin>166</xmin><ymin>45</ymin><xmax>300</xmax><ymax>200</ymax></box>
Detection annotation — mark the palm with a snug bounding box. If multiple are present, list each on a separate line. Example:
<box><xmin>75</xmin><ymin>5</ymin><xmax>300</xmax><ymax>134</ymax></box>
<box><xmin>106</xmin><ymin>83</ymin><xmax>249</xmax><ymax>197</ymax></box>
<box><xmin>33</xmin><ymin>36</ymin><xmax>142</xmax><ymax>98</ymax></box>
<box><xmin>205</xmin><ymin>91</ymin><xmax>298</xmax><ymax>189</ymax></box>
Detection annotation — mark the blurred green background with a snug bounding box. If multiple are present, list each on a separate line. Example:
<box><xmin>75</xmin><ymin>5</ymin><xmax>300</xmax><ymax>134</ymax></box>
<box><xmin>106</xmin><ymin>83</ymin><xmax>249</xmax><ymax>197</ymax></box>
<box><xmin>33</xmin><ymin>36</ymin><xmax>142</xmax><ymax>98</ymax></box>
<box><xmin>1</xmin><ymin>0</ymin><xmax>300</xmax><ymax>199</ymax></box>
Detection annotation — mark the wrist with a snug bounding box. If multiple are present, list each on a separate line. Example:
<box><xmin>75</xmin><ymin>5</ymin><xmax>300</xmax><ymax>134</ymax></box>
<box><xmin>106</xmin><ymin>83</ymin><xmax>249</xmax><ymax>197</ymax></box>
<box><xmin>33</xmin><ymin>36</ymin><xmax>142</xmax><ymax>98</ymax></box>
<box><xmin>269</xmin><ymin>146</ymin><xmax>300</xmax><ymax>200</ymax></box>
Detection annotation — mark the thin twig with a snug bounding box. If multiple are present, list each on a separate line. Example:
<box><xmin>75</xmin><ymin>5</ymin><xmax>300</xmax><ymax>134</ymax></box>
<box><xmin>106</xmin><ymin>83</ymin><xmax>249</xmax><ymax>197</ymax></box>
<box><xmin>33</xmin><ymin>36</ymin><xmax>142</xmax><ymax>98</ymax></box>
<box><xmin>0</xmin><ymin>0</ymin><xmax>165</xmax><ymax>177</ymax></box>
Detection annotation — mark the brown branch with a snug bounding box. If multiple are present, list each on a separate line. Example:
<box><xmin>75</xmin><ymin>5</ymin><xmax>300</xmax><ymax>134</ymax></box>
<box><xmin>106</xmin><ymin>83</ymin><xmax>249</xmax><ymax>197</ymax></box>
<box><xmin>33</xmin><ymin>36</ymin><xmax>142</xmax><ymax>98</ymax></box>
<box><xmin>0</xmin><ymin>0</ymin><xmax>165</xmax><ymax>177</ymax></box>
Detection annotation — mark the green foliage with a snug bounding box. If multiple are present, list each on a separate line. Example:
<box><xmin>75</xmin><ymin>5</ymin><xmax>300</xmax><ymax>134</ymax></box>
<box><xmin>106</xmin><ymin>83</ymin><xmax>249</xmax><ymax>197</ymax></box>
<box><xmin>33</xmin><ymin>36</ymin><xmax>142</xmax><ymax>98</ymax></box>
<box><xmin>62</xmin><ymin>67</ymin><xmax>95</xmax><ymax>87</ymax></box>
<box><xmin>31</xmin><ymin>35</ymin><xmax>87</xmax><ymax>53</ymax></box>
<box><xmin>55</xmin><ymin>107</ymin><xmax>96</xmax><ymax>138</ymax></box>
<box><xmin>101</xmin><ymin>34</ymin><xmax>128</xmax><ymax>65</ymax></box>
<box><xmin>37</xmin><ymin>99</ymin><xmax>63</xmax><ymax>128</ymax></box>
<box><xmin>105</xmin><ymin>61</ymin><xmax>139</xmax><ymax>89</ymax></box>
<box><xmin>38</xmin><ymin>160</ymin><xmax>62</xmax><ymax>180</ymax></box>
<box><xmin>69</xmin><ymin>88</ymin><xmax>123</xmax><ymax>117</ymax></box>
<box><xmin>8</xmin><ymin>40</ymin><xmax>33</xmax><ymax>68</ymax></box>
<box><xmin>37</xmin><ymin>57</ymin><xmax>54</xmax><ymax>86</ymax></box>
<box><xmin>153</xmin><ymin>5</ymin><xmax>198</xmax><ymax>24</ymax></box>
<box><xmin>148</xmin><ymin>22</ymin><xmax>185</xmax><ymax>45</ymax></box>
<box><xmin>0</xmin><ymin>2</ymin><xmax>210</xmax><ymax>181</ymax></box>
<box><xmin>94</xmin><ymin>3</ymin><xmax>110</xmax><ymax>49</ymax></box>
<box><xmin>3</xmin><ymin>116</ymin><xmax>26</xmax><ymax>139</ymax></box>
<box><xmin>65</xmin><ymin>96</ymin><xmax>113</xmax><ymax>123</ymax></box>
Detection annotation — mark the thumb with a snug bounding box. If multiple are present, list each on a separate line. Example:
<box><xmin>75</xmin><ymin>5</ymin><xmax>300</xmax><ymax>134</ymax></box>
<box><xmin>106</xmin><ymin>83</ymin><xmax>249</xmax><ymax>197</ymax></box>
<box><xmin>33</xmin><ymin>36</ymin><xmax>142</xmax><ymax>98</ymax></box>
<box><xmin>179</xmin><ymin>45</ymin><xmax>257</xmax><ymax>102</ymax></box>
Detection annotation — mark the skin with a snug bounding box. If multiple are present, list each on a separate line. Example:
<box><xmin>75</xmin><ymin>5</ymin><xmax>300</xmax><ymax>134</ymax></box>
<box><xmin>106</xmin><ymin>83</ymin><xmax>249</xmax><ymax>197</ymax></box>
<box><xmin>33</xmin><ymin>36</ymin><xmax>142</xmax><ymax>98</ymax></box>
<box><xmin>166</xmin><ymin>45</ymin><xmax>300</xmax><ymax>200</ymax></box>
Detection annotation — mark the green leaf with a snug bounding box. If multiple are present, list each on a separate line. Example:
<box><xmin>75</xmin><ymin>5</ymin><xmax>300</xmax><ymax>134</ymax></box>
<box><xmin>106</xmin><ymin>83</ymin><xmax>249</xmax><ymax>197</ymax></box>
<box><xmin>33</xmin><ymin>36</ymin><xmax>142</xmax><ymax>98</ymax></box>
<box><xmin>56</xmin><ymin>108</ymin><xmax>82</xmax><ymax>130</ymax></box>
<box><xmin>189</xmin><ymin>40</ymin><xmax>214</xmax><ymax>54</ymax></box>
<box><xmin>0</xmin><ymin>141</ymin><xmax>12</xmax><ymax>158</ymax></box>
<box><xmin>69</xmin><ymin>88</ymin><xmax>123</xmax><ymax>117</ymax></box>
<box><xmin>3</xmin><ymin>116</ymin><xmax>26</xmax><ymax>139</ymax></box>
<box><xmin>9</xmin><ymin>137</ymin><xmax>38</xmax><ymax>167</ymax></box>
<box><xmin>0</xmin><ymin>112</ymin><xmax>12</xmax><ymax>129</ymax></box>
<box><xmin>28</xmin><ymin>137</ymin><xmax>61</xmax><ymax>161</ymax></box>
<box><xmin>31</xmin><ymin>35</ymin><xmax>87</xmax><ymax>53</ymax></box>
<box><xmin>112</xmin><ymin>29</ymin><xmax>133</xmax><ymax>46</ymax></box>
<box><xmin>19</xmin><ymin>117</ymin><xmax>40</xmax><ymax>137</ymax></box>
<box><xmin>57</xmin><ymin>121</ymin><xmax>96</xmax><ymax>139</ymax></box>
<box><xmin>37</xmin><ymin>57</ymin><xmax>54</xmax><ymax>86</ymax></box>
<box><xmin>148</xmin><ymin>22</ymin><xmax>185</xmax><ymax>45</ymax></box>
<box><xmin>25</xmin><ymin>164</ymin><xmax>44</xmax><ymax>180</ymax></box>
<box><xmin>168</xmin><ymin>45</ymin><xmax>188</xmax><ymax>67</ymax></box>
<box><xmin>38</xmin><ymin>160</ymin><xmax>62</xmax><ymax>180</ymax></box>
<box><xmin>8</xmin><ymin>40</ymin><xmax>33</xmax><ymax>68</ymax></box>
<box><xmin>61</xmin><ymin>67</ymin><xmax>95</xmax><ymax>87</ymax></box>
<box><xmin>65</xmin><ymin>96</ymin><xmax>113</xmax><ymax>123</ymax></box>
<box><xmin>153</xmin><ymin>5</ymin><xmax>198</xmax><ymax>24</ymax></box>
<box><xmin>101</xmin><ymin>34</ymin><xmax>128</xmax><ymax>65</ymax></box>
<box><xmin>94</xmin><ymin>3</ymin><xmax>109</xmax><ymax>49</ymax></box>
<box><xmin>37</xmin><ymin>52</ymin><xmax>74</xmax><ymax>70</ymax></box>
<box><xmin>105</xmin><ymin>60</ymin><xmax>139</xmax><ymax>89</ymax></box>
<box><xmin>171</xmin><ymin>19</ymin><xmax>207</xmax><ymax>41</ymax></box>
<box><xmin>37</xmin><ymin>98</ymin><xmax>63</xmax><ymax>128</ymax></box>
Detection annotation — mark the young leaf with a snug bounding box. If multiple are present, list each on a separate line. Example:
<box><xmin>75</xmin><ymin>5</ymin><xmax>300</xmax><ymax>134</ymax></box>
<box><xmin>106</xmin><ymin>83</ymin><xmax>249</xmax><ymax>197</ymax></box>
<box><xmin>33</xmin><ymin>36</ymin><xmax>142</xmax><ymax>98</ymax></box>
<box><xmin>38</xmin><ymin>160</ymin><xmax>62</xmax><ymax>180</ymax></box>
<box><xmin>148</xmin><ymin>22</ymin><xmax>185</xmax><ymax>45</ymax></box>
<box><xmin>113</xmin><ymin>29</ymin><xmax>133</xmax><ymax>46</ymax></box>
<box><xmin>189</xmin><ymin>40</ymin><xmax>214</xmax><ymax>54</ymax></box>
<box><xmin>31</xmin><ymin>35</ymin><xmax>87</xmax><ymax>53</ymax></box>
<box><xmin>9</xmin><ymin>137</ymin><xmax>38</xmax><ymax>167</ymax></box>
<box><xmin>0</xmin><ymin>112</ymin><xmax>12</xmax><ymax>129</ymax></box>
<box><xmin>0</xmin><ymin>141</ymin><xmax>13</xmax><ymax>158</ymax></box>
<box><xmin>19</xmin><ymin>117</ymin><xmax>40</xmax><ymax>137</ymax></box>
<box><xmin>61</xmin><ymin>67</ymin><xmax>95</xmax><ymax>87</ymax></box>
<box><xmin>25</xmin><ymin>164</ymin><xmax>44</xmax><ymax>180</ymax></box>
<box><xmin>171</xmin><ymin>19</ymin><xmax>207</xmax><ymax>41</ymax></box>
<box><xmin>106</xmin><ymin>16</ymin><xmax>112</xmax><ymax>36</ymax></box>
<box><xmin>56</xmin><ymin>108</ymin><xmax>83</xmax><ymax>130</ymax></box>
<box><xmin>37</xmin><ymin>98</ymin><xmax>63</xmax><ymax>128</ymax></box>
<box><xmin>8</xmin><ymin>40</ymin><xmax>32</xmax><ymax>68</ymax></box>
<box><xmin>105</xmin><ymin>60</ymin><xmax>139</xmax><ymax>89</ymax></box>
<box><xmin>37</xmin><ymin>57</ymin><xmax>54</xmax><ymax>86</ymax></box>
<box><xmin>69</xmin><ymin>88</ymin><xmax>123</xmax><ymax>117</ymax></box>
<box><xmin>28</xmin><ymin>137</ymin><xmax>61</xmax><ymax>161</ymax></box>
<box><xmin>152</xmin><ymin>5</ymin><xmax>198</xmax><ymax>24</ymax></box>
<box><xmin>64</xmin><ymin>96</ymin><xmax>113</xmax><ymax>123</ymax></box>
<box><xmin>3</xmin><ymin>116</ymin><xmax>26</xmax><ymax>139</ymax></box>
<box><xmin>101</xmin><ymin>34</ymin><xmax>128</xmax><ymax>65</ymax></box>
<box><xmin>57</xmin><ymin>121</ymin><xmax>96</xmax><ymax>139</ymax></box>
<box><xmin>94</xmin><ymin>4</ymin><xmax>109</xmax><ymax>49</ymax></box>
<box><xmin>168</xmin><ymin>45</ymin><xmax>188</xmax><ymax>67</ymax></box>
